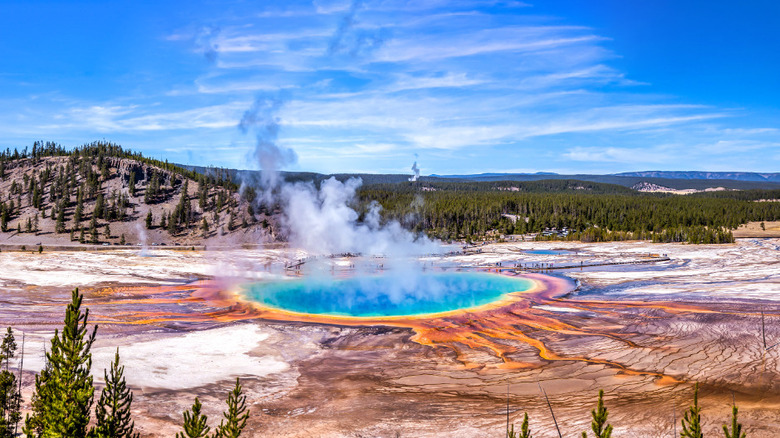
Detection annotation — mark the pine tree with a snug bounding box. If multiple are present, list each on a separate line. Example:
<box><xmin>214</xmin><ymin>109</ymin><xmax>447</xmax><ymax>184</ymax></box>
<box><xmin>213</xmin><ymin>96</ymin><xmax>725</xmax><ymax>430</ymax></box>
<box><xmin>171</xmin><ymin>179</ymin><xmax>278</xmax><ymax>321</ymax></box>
<box><xmin>214</xmin><ymin>378</ymin><xmax>249</xmax><ymax>438</ymax></box>
<box><xmin>55</xmin><ymin>201</ymin><xmax>66</xmax><ymax>234</ymax></box>
<box><xmin>227</xmin><ymin>212</ymin><xmax>235</xmax><ymax>231</ymax></box>
<box><xmin>24</xmin><ymin>288</ymin><xmax>98</xmax><ymax>438</ymax></box>
<box><xmin>167</xmin><ymin>211</ymin><xmax>177</xmax><ymax>235</ymax></box>
<box><xmin>723</xmin><ymin>403</ymin><xmax>746</xmax><ymax>438</ymax></box>
<box><xmin>90</xmin><ymin>349</ymin><xmax>139</xmax><ymax>438</ymax></box>
<box><xmin>176</xmin><ymin>398</ymin><xmax>210</xmax><ymax>438</ymax></box>
<box><xmin>680</xmin><ymin>383</ymin><xmax>703</xmax><ymax>438</ymax></box>
<box><xmin>74</xmin><ymin>188</ymin><xmax>84</xmax><ymax>224</ymax></box>
<box><xmin>0</xmin><ymin>328</ymin><xmax>21</xmax><ymax>438</ymax></box>
<box><xmin>90</xmin><ymin>217</ymin><xmax>99</xmax><ymax>244</ymax></box>
<box><xmin>104</xmin><ymin>224</ymin><xmax>111</xmax><ymax>239</ymax></box>
<box><xmin>582</xmin><ymin>389</ymin><xmax>612</xmax><ymax>438</ymax></box>
<box><xmin>0</xmin><ymin>328</ymin><xmax>16</xmax><ymax>370</ymax></box>
<box><xmin>508</xmin><ymin>412</ymin><xmax>531</xmax><ymax>438</ymax></box>
<box><xmin>145</xmin><ymin>211</ymin><xmax>153</xmax><ymax>229</ymax></box>
<box><xmin>128</xmin><ymin>173</ymin><xmax>136</xmax><ymax>197</ymax></box>
<box><xmin>94</xmin><ymin>193</ymin><xmax>104</xmax><ymax>220</ymax></box>
<box><xmin>201</xmin><ymin>217</ymin><xmax>209</xmax><ymax>237</ymax></box>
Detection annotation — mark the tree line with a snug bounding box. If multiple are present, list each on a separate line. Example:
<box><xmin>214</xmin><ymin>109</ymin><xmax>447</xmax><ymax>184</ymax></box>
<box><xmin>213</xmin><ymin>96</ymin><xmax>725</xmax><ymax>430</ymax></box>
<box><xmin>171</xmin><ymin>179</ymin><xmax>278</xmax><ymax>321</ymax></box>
<box><xmin>358</xmin><ymin>181</ymin><xmax>780</xmax><ymax>243</ymax></box>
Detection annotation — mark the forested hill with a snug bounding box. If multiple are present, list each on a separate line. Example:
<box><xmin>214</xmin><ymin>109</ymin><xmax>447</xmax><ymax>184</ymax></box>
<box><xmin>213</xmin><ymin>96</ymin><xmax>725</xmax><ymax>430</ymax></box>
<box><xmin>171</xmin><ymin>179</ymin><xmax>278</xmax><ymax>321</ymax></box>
<box><xmin>0</xmin><ymin>141</ymin><xmax>270</xmax><ymax>247</ymax></box>
<box><xmin>358</xmin><ymin>180</ymin><xmax>780</xmax><ymax>244</ymax></box>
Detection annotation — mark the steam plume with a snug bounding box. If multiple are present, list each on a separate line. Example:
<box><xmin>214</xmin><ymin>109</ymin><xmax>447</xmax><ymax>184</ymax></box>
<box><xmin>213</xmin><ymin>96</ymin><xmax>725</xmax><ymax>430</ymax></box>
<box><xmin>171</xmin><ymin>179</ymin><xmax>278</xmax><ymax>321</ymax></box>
<box><xmin>196</xmin><ymin>26</ymin><xmax>221</xmax><ymax>64</ymax></box>
<box><xmin>409</xmin><ymin>161</ymin><xmax>420</xmax><ymax>182</ymax></box>
<box><xmin>327</xmin><ymin>0</ymin><xmax>386</xmax><ymax>57</ymax></box>
<box><xmin>234</xmin><ymin>84</ymin><xmax>436</xmax><ymax>260</ymax></box>
<box><xmin>239</xmin><ymin>95</ymin><xmax>298</xmax><ymax>193</ymax></box>
<box><xmin>280</xmin><ymin>177</ymin><xmax>437</xmax><ymax>257</ymax></box>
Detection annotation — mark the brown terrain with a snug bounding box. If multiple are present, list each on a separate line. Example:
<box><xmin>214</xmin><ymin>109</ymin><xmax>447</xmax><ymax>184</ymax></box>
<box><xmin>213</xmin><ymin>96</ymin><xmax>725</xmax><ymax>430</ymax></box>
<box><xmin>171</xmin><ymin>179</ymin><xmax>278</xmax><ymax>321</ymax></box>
<box><xmin>734</xmin><ymin>220</ymin><xmax>780</xmax><ymax>238</ymax></box>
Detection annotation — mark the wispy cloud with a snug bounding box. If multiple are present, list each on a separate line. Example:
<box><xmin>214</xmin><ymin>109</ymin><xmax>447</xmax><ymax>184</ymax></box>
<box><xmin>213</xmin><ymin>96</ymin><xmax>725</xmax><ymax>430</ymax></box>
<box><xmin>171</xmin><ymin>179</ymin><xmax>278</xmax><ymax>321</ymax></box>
<box><xmin>4</xmin><ymin>0</ymin><xmax>779</xmax><ymax>174</ymax></box>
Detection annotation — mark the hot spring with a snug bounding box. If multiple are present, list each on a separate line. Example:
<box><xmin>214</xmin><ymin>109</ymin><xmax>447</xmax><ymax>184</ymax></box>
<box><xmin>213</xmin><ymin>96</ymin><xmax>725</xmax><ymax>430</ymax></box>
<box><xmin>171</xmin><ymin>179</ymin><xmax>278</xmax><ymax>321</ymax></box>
<box><xmin>241</xmin><ymin>272</ymin><xmax>534</xmax><ymax>318</ymax></box>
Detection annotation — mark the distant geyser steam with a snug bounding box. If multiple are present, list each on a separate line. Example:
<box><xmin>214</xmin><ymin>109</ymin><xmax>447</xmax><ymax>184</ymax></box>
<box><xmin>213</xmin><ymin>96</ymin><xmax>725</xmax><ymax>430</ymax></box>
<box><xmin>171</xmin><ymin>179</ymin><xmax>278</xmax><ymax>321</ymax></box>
<box><xmin>241</xmin><ymin>272</ymin><xmax>533</xmax><ymax>318</ymax></box>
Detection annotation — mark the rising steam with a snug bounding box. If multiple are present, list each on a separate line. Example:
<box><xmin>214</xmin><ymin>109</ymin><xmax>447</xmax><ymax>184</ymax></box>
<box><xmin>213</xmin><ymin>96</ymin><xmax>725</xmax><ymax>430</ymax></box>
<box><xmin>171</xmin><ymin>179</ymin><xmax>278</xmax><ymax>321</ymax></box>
<box><xmin>327</xmin><ymin>0</ymin><xmax>386</xmax><ymax>57</ymax></box>
<box><xmin>280</xmin><ymin>177</ymin><xmax>437</xmax><ymax>257</ymax></box>
<box><xmin>409</xmin><ymin>161</ymin><xmax>420</xmax><ymax>182</ymax></box>
<box><xmin>236</xmin><ymin>94</ymin><xmax>437</xmax><ymax>257</ymax></box>
<box><xmin>239</xmin><ymin>95</ymin><xmax>298</xmax><ymax>194</ymax></box>
<box><xmin>196</xmin><ymin>25</ymin><xmax>221</xmax><ymax>64</ymax></box>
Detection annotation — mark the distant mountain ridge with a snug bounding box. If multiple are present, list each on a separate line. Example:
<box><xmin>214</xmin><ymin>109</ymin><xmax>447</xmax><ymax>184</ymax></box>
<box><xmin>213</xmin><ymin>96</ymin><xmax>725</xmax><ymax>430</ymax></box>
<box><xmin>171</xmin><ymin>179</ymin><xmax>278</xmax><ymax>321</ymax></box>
<box><xmin>180</xmin><ymin>165</ymin><xmax>780</xmax><ymax>191</ymax></box>
<box><xmin>615</xmin><ymin>171</ymin><xmax>780</xmax><ymax>182</ymax></box>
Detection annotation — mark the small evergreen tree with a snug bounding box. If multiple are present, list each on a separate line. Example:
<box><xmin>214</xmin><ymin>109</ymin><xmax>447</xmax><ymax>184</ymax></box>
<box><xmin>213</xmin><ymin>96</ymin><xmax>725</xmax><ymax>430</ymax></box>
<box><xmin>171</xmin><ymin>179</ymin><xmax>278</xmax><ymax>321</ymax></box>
<box><xmin>227</xmin><ymin>212</ymin><xmax>235</xmax><ymax>231</ymax></box>
<box><xmin>119</xmin><ymin>234</ymin><xmax>126</xmax><ymax>245</ymax></box>
<box><xmin>90</xmin><ymin>218</ymin><xmax>99</xmax><ymax>244</ymax></box>
<box><xmin>681</xmin><ymin>383</ymin><xmax>703</xmax><ymax>438</ymax></box>
<box><xmin>94</xmin><ymin>193</ymin><xmax>104</xmax><ymax>220</ymax></box>
<box><xmin>55</xmin><ymin>202</ymin><xmax>66</xmax><ymax>233</ymax></box>
<box><xmin>723</xmin><ymin>403</ymin><xmax>746</xmax><ymax>438</ymax></box>
<box><xmin>176</xmin><ymin>398</ymin><xmax>210</xmax><ymax>438</ymax></box>
<box><xmin>128</xmin><ymin>173</ymin><xmax>136</xmax><ymax>197</ymax></box>
<box><xmin>167</xmin><ymin>213</ymin><xmax>177</xmax><ymax>235</ymax></box>
<box><xmin>0</xmin><ymin>328</ymin><xmax>21</xmax><ymax>437</ymax></box>
<box><xmin>145</xmin><ymin>211</ymin><xmax>153</xmax><ymax>229</ymax></box>
<box><xmin>214</xmin><ymin>378</ymin><xmax>249</xmax><ymax>438</ymax></box>
<box><xmin>24</xmin><ymin>288</ymin><xmax>98</xmax><ymax>438</ymax></box>
<box><xmin>0</xmin><ymin>328</ymin><xmax>16</xmax><ymax>370</ymax></box>
<box><xmin>104</xmin><ymin>224</ymin><xmax>111</xmax><ymax>239</ymax></box>
<box><xmin>201</xmin><ymin>217</ymin><xmax>209</xmax><ymax>237</ymax></box>
<box><xmin>90</xmin><ymin>349</ymin><xmax>139</xmax><ymax>438</ymax></box>
<box><xmin>582</xmin><ymin>389</ymin><xmax>612</xmax><ymax>438</ymax></box>
<box><xmin>508</xmin><ymin>412</ymin><xmax>531</xmax><ymax>438</ymax></box>
<box><xmin>74</xmin><ymin>189</ymin><xmax>84</xmax><ymax>224</ymax></box>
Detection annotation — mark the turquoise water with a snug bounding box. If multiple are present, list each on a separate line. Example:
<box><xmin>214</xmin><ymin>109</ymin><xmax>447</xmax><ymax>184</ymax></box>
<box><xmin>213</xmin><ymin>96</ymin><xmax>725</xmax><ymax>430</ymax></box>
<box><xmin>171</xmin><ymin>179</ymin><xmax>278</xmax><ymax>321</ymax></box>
<box><xmin>524</xmin><ymin>249</ymin><xmax>575</xmax><ymax>255</ymax></box>
<box><xmin>242</xmin><ymin>272</ymin><xmax>533</xmax><ymax>317</ymax></box>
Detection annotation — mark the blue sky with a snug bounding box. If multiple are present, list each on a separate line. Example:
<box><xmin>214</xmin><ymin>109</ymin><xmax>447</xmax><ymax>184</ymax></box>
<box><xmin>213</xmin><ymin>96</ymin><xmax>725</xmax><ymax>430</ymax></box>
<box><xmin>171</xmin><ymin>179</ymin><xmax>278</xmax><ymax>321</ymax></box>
<box><xmin>1</xmin><ymin>0</ymin><xmax>779</xmax><ymax>175</ymax></box>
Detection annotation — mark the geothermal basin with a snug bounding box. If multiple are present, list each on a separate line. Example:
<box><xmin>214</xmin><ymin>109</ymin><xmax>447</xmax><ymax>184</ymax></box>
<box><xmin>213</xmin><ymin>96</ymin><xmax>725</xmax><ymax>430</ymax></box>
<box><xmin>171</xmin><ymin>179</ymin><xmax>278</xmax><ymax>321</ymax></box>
<box><xmin>4</xmin><ymin>240</ymin><xmax>780</xmax><ymax>437</ymax></box>
<box><xmin>241</xmin><ymin>272</ymin><xmax>535</xmax><ymax>318</ymax></box>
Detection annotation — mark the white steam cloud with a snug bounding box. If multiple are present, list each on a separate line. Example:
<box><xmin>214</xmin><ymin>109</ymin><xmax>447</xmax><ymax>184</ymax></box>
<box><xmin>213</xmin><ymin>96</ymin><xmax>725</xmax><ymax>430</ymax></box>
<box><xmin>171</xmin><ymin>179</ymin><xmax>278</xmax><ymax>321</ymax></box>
<box><xmin>409</xmin><ymin>161</ymin><xmax>420</xmax><ymax>182</ymax></box>
<box><xmin>280</xmin><ymin>177</ymin><xmax>438</xmax><ymax>257</ymax></box>
<box><xmin>239</xmin><ymin>95</ymin><xmax>298</xmax><ymax>194</ymax></box>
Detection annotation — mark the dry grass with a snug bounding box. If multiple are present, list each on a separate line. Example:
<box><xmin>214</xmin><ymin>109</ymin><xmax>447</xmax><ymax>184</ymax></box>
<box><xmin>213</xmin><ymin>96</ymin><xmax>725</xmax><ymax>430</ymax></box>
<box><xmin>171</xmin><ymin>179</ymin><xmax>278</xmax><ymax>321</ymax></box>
<box><xmin>733</xmin><ymin>221</ymin><xmax>780</xmax><ymax>238</ymax></box>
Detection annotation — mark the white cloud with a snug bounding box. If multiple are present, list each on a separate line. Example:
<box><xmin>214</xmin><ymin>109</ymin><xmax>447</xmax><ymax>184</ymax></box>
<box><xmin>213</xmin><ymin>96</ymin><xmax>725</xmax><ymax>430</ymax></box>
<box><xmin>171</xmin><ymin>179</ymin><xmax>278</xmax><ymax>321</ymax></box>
<box><xmin>563</xmin><ymin>146</ymin><xmax>673</xmax><ymax>164</ymax></box>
